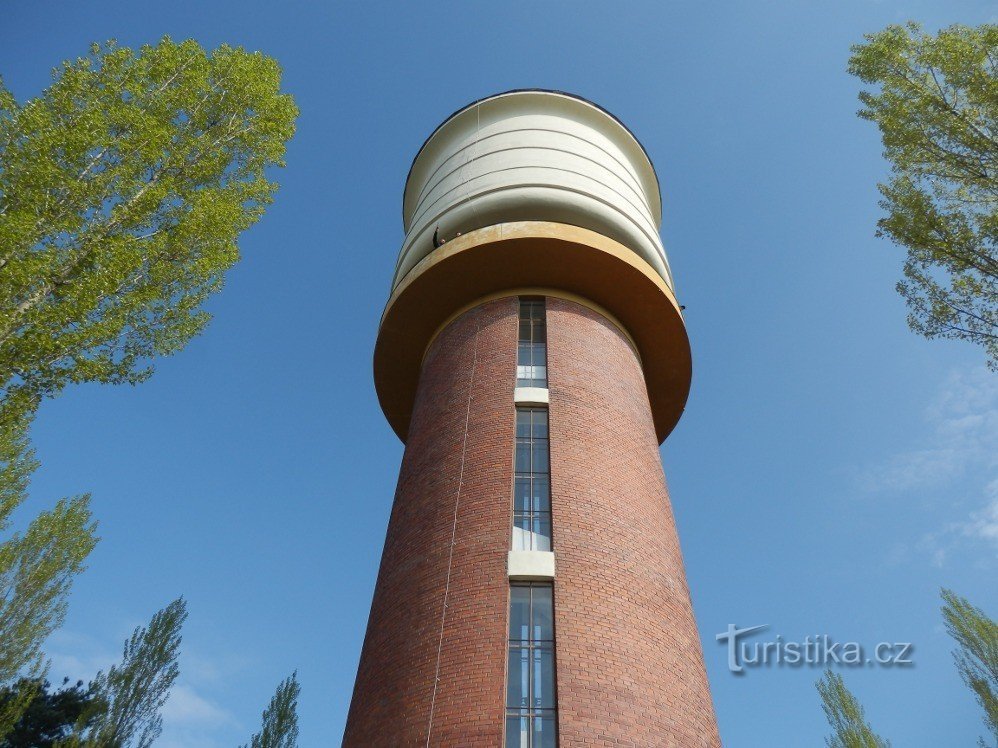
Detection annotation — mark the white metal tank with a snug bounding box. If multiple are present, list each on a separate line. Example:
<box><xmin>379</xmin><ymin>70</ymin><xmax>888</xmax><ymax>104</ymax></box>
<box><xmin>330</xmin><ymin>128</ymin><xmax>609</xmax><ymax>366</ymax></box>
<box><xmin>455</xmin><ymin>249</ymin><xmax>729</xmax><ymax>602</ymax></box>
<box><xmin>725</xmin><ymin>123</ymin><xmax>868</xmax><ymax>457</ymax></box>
<box><xmin>396</xmin><ymin>90</ymin><xmax>673</xmax><ymax>291</ymax></box>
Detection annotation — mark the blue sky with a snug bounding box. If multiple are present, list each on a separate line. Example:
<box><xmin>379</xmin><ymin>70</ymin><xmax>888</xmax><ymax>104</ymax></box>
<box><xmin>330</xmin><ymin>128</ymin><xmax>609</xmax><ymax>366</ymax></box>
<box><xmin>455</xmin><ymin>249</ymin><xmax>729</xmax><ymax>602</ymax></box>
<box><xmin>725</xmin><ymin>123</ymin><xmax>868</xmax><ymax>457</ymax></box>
<box><xmin>2</xmin><ymin>1</ymin><xmax>996</xmax><ymax>745</ymax></box>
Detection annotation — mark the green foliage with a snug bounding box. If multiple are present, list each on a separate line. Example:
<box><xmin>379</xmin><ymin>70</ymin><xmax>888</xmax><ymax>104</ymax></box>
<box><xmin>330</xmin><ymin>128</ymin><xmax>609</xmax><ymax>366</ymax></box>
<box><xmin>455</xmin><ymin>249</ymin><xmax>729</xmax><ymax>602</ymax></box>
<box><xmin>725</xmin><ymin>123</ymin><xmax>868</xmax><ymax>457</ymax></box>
<box><xmin>0</xmin><ymin>36</ymin><xmax>297</xmax><ymax>742</ymax></box>
<box><xmin>0</xmin><ymin>36</ymin><xmax>298</xmax><ymax>411</ymax></box>
<box><xmin>243</xmin><ymin>673</ymin><xmax>300</xmax><ymax>748</ymax></box>
<box><xmin>61</xmin><ymin>599</ymin><xmax>186</xmax><ymax>748</ymax></box>
<box><xmin>817</xmin><ymin>670</ymin><xmax>890</xmax><ymax>748</ymax></box>
<box><xmin>848</xmin><ymin>23</ymin><xmax>998</xmax><ymax>367</ymax></box>
<box><xmin>941</xmin><ymin>588</ymin><xmax>998</xmax><ymax>745</ymax></box>
<box><xmin>817</xmin><ymin>590</ymin><xmax>997</xmax><ymax>745</ymax></box>
<box><xmin>0</xmin><ymin>678</ymin><xmax>98</xmax><ymax>747</ymax></box>
<box><xmin>0</xmin><ymin>396</ymin><xmax>36</xmax><ymax>527</ymax></box>
<box><xmin>0</xmin><ymin>493</ymin><xmax>97</xmax><ymax>687</ymax></box>
<box><xmin>53</xmin><ymin>601</ymin><xmax>301</xmax><ymax>748</ymax></box>
<box><xmin>0</xmin><ymin>407</ymin><xmax>97</xmax><ymax>738</ymax></box>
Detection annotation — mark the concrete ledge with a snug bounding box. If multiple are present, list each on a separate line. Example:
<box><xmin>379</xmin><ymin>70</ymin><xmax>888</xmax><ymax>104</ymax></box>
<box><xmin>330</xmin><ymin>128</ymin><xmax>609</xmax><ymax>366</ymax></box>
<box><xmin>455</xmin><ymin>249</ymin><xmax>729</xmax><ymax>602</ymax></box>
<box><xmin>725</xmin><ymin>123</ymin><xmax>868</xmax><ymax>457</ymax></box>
<box><xmin>514</xmin><ymin>387</ymin><xmax>549</xmax><ymax>406</ymax></box>
<box><xmin>374</xmin><ymin>222</ymin><xmax>691</xmax><ymax>445</ymax></box>
<box><xmin>508</xmin><ymin>550</ymin><xmax>556</xmax><ymax>580</ymax></box>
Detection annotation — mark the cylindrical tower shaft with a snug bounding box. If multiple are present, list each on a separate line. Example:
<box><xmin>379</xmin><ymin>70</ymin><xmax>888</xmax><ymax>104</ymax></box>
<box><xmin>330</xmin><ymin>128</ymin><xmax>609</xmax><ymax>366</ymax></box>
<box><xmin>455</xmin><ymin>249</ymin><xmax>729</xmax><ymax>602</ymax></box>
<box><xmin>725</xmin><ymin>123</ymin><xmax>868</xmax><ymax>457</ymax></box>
<box><xmin>346</xmin><ymin>90</ymin><xmax>720</xmax><ymax>747</ymax></box>
<box><xmin>545</xmin><ymin>297</ymin><xmax>718</xmax><ymax>744</ymax></box>
<box><xmin>345</xmin><ymin>294</ymin><xmax>719</xmax><ymax>745</ymax></box>
<box><xmin>345</xmin><ymin>298</ymin><xmax>517</xmax><ymax>745</ymax></box>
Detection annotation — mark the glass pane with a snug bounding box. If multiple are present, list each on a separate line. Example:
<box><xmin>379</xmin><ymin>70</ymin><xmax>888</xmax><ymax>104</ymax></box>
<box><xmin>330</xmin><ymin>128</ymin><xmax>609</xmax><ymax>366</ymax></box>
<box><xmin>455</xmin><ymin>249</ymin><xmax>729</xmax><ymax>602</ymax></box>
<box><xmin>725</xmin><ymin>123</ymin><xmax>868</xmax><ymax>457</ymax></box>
<box><xmin>533</xmin><ymin>515</ymin><xmax>552</xmax><ymax>551</ymax></box>
<box><xmin>515</xmin><ymin>441</ymin><xmax>531</xmax><ymax>472</ymax></box>
<box><xmin>533</xmin><ymin>323</ymin><xmax>546</xmax><ymax>344</ymax></box>
<box><xmin>506</xmin><ymin>714</ymin><xmax>527</xmax><ymax>747</ymax></box>
<box><xmin>531</xmin><ymin>480</ymin><xmax>549</xmax><ymax>511</ymax></box>
<box><xmin>532</xmin><ymin>442</ymin><xmax>549</xmax><ymax>473</ymax></box>
<box><xmin>531</xmin><ymin>409</ymin><xmax>548</xmax><ymax>438</ymax></box>
<box><xmin>533</xmin><ymin>366</ymin><xmax>547</xmax><ymax>386</ymax></box>
<box><xmin>509</xmin><ymin>586</ymin><xmax>530</xmax><ymax>640</ymax></box>
<box><xmin>533</xmin><ymin>714</ymin><xmax>557</xmax><ymax>748</ymax></box>
<box><xmin>515</xmin><ymin>410</ymin><xmax>530</xmax><ymax>437</ymax></box>
<box><xmin>514</xmin><ymin>478</ymin><xmax>532</xmax><ymax>511</ymax></box>
<box><xmin>534</xmin><ymin>646</ymin><xmax>556</xmax><ymax>708</ymax></box>
<box><xmin>507</xmin><ymin>644</ymin><xmax>529</xmax><ymax>708</ymax></box>
<box><xmin>518</xmin><ymin>321</ymin><xmax>531</xmax><ymax>344</ymax></box>
<box><xmin>512</xmin><ymin>515</ymin><xmax>530</xmax><ymax>551</ymax></box>
<box><xmin>532</xmin><ymin>344</ymin><xmax>546</xmax><ymax>367</ymax></box>
<box><xmin>532</xmin><ymin>586</ymin><xmax>554</xmax><ymax>641</ymax></box>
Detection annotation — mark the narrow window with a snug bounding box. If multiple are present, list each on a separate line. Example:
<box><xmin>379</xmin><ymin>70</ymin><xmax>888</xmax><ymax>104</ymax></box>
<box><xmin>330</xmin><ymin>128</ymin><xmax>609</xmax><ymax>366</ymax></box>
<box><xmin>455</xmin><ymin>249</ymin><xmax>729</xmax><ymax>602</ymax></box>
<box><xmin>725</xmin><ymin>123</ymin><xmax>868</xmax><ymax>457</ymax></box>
<box><xmin>505</xmin><ymin>583</ymin><xmax>557</xmax><ymax>747</ymax></box>
<box><xmin>517</xmin><ymin>298</ymin><xmax>547</xmax><ymax>387</ymax></box>
<box><xmin>513</xmin><ymin>408</ymin><xmax>551</xmax><ymax>552</ymax></box>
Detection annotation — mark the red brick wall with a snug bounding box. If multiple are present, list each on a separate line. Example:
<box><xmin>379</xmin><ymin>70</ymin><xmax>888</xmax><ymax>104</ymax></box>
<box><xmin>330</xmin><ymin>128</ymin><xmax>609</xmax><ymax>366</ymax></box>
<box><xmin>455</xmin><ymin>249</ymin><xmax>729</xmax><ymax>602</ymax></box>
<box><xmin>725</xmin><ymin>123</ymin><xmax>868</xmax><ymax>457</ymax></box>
<box><xmin>343</xmin><ymin>297</ymin><xmax>517</xmax><ymax>746</ymax></box>
<box><xmin>547</xmin><ymin>297</ymin><xmax>720</xmax><ymax>747</ymax></box>
<box><xmin>346</xmin><ymin>294</ymin><xmax>719</xmax><ymax>746</ymax></box>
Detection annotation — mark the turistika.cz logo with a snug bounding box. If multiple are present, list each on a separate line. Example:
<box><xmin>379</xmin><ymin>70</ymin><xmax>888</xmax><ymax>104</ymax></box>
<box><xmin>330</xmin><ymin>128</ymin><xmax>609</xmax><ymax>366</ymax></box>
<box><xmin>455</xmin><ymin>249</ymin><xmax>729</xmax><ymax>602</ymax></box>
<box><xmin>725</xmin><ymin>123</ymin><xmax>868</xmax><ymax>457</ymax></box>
<box><xmin>716</xmin><ymin>624</ymin><xmax>915</xmax><ymax>674</ymax></box>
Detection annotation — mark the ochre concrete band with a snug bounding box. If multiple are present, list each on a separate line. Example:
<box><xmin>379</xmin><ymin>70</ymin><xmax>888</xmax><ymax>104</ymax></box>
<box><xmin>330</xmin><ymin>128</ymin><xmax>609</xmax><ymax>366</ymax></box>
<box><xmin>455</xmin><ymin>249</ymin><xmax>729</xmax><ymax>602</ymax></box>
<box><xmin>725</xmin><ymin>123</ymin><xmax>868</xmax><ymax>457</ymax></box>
<box><xmin>374</xmin><ymin>220</ymin><xmax>692</xmax><ymax>443</ymax></box>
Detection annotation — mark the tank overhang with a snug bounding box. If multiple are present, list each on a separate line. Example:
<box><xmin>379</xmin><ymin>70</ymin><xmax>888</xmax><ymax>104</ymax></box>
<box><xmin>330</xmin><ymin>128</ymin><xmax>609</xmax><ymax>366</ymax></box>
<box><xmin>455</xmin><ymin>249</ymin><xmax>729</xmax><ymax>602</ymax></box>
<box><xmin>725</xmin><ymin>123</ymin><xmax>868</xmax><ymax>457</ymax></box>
<box><xmin>374</xmin><ymin>221</ymin><xmax>691</xmax><ymax>445</ymax></box>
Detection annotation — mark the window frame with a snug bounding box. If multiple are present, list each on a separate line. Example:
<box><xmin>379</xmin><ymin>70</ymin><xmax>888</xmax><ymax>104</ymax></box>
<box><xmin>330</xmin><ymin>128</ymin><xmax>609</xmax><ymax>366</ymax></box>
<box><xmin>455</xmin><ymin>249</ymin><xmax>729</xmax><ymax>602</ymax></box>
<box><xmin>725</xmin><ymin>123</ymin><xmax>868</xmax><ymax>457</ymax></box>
<box><xmin>505</xmin><ymin>582</ymin><xmax>557</xmax><ymax>748</ymax></box>
<box><xmin>516</xmin><ymin>297</ymin><xmax>548</xmax><ymax>388</ymax></box>
<box><xmin>513</xmin><ymin>407</ymin><xmax>552</xmax><ymax>552</ymax></box>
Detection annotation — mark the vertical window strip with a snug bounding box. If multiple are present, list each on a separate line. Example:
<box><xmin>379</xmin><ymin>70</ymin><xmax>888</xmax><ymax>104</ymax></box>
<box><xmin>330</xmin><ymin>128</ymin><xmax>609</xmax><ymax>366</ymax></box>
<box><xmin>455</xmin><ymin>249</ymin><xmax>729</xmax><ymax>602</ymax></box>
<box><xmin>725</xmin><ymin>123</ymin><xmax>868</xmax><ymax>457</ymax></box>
<box><xmin>513</xmin><ymin>408</ymin><xmax>551</xmax><ymax>552</ymax></box>
<box><xmin>505</xmin><ymin>583</ymin><xmax>557</xmax><ymax>748</ymax></box>
<box><xmin>517</xmin><ymin>298</ymin><xmax>547</xmax><ymax>387</ymax></box>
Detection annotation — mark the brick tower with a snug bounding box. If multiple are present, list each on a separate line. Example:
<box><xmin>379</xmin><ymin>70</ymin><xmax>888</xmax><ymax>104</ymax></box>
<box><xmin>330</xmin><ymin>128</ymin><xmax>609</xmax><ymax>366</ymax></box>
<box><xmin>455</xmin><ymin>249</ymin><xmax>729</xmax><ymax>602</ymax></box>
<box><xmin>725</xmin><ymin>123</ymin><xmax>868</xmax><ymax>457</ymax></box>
<box><xmin>345</xmin><ymin>90</ymin><xmax>720</xmax><ymax>747</ymax></box>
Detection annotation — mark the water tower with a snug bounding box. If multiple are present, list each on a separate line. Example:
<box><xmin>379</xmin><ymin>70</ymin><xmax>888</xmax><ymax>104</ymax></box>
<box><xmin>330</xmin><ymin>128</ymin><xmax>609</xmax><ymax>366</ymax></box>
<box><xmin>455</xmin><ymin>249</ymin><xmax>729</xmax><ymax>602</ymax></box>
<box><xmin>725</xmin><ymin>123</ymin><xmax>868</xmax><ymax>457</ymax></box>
<box><xmin>345</xmin><ymin>90</ymin><xmax>720</xmax><ymax>747</ymax></box>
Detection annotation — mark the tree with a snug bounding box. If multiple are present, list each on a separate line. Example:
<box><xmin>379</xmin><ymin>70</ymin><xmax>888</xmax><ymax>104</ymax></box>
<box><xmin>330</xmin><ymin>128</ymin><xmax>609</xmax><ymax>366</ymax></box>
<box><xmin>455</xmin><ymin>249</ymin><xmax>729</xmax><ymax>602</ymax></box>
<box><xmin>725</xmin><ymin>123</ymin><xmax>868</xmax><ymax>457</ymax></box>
<box><xmin>0</xmin><ymin>36</ymin><xmax>298</xmax><ymax>738</ymax></box>
<box><xmin>243</xmin><ymin>673</ymin><xmax>300</xmax><ymax>748</ymax></box>
<box><xmin>0</xmin><ymin>36</ymin><xmax>298</xmax><ymax>414</ymax></box>
<box><xmin>816</xmin><ymin>670</ymin><xmax>890</xmax><ymax>748</ymax></box>
<box><xmin>0</xmin><ymin>408</ymin><xmax>96</xmax><ymax>737</ymax></box>
<box><xmin>817</xmin><ymin>589</ymin><xmax>996</xmax><ymax>745</ymax></box>
<box><xmin>58</xmin><ymin>599</ymin><xmax>299</xmax><ymax>748</ymax></box>
<box><xmin>848</xmin><ymin>23</ymin><xmax>998</xmax><ymax>368</ymax></box>
<box><xmin>63</xmin><ymin>598</ymin><xmax>187</xmax><ymax>748</ymax></box>
<box><xmin>0</xmin><ymin>678</ymin><xmax>98</xmax><ymax>747</ymax></box>
<box><xmin>941</xmin><ymin>588</ymin><xmax>998</xmax><ymax>745</ymax></box>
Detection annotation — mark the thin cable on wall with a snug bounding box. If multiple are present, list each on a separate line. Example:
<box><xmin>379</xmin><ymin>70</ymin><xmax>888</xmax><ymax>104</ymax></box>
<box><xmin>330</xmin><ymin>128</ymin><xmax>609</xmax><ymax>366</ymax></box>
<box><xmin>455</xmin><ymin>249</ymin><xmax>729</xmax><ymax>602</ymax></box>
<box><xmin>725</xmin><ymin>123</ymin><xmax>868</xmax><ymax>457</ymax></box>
<box><xmin>424</xmin><ymin>308</ymin><xmax>481</xmax><ymax>747</ymax></box>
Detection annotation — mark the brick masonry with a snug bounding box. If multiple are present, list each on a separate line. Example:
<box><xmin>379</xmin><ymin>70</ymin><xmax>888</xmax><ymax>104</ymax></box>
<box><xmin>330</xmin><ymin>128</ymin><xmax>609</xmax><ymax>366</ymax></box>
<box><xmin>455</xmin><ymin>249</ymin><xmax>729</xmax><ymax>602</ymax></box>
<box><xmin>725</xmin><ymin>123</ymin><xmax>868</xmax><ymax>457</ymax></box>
<box><xmin>547</xmin><ymin>297</ymin><xmax>720</xmax><ymax>747</ymax></box>
<box><xmin>344</xmin><ymin>295</ymin><xmax>720</xmax><ymax>746</ymax></box>
<box><xmin>344</xmin><ymin>298</ymin><xmax>518</xmax><ymax>746</ymax></box>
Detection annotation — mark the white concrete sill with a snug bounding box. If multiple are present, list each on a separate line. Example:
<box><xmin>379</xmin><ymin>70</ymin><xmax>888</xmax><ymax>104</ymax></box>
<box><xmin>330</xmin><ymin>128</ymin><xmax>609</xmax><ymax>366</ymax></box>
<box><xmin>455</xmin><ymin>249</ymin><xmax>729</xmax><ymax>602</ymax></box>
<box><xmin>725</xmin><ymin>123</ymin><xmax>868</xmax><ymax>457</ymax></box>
<box><xmin>513</xmin><ymin>387</ymin><xmax>549</xmax><ymax>406</ymax></box>
<box><xmin>508</xmin><ymin>550</ymin><xmax>556</xmax><ymax>580</ymax></box>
